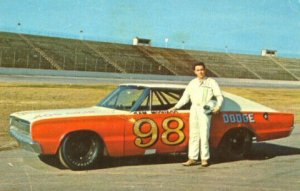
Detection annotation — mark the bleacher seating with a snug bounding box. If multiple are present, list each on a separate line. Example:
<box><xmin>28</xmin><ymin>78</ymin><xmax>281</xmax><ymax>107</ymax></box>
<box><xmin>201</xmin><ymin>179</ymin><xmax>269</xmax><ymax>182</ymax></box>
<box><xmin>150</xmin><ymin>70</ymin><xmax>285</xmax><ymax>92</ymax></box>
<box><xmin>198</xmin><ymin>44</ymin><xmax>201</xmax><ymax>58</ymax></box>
<box><xmin>186</xmin><ymin>51</ymin><xmax>258</xmax><ymax>79</ymax></box>
<box><xmin>229</xmin><ymin>54</ymin><xmax>298</xmax><ymax>80</ymax></box>
<box><xmin>274</xmin><ymin>57</ymin><xmax>300</xmax><ymax>78</ymax></box>
<box><xmin>0</xmin><ymin>32</ymin><xmax>299</xmax><ymax>81</ymax></box>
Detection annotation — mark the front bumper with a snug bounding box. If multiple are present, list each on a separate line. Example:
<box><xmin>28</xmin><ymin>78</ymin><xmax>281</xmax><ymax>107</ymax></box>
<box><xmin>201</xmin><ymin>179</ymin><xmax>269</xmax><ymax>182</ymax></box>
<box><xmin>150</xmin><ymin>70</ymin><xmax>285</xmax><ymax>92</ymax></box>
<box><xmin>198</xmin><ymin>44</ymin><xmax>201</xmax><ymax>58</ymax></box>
<box><xmin>10</xmin><ymin>126</ymin><xmax>42</xmax><ymax>154</ymax></box>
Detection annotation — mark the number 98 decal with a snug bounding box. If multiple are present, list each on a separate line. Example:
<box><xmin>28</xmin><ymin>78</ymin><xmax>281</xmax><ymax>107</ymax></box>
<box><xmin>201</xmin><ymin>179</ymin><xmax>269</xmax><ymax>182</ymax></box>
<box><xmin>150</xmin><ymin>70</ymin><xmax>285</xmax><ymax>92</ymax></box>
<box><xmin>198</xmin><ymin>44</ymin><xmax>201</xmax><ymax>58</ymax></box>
<box><xmin>133</xmin><ymin>117</ymin><xmax>185</xmax><ymax>148</ymax></box>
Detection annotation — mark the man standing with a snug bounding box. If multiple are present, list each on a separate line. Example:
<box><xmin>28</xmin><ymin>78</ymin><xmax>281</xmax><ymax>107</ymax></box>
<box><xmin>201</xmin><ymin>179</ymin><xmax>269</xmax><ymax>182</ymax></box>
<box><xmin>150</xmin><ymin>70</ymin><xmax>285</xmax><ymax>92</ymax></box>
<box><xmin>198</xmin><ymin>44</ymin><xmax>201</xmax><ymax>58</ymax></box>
<box><xmin>169</xmin><ymin>62</ymin><xmax>223</xmax><ymax>167</ymax></box>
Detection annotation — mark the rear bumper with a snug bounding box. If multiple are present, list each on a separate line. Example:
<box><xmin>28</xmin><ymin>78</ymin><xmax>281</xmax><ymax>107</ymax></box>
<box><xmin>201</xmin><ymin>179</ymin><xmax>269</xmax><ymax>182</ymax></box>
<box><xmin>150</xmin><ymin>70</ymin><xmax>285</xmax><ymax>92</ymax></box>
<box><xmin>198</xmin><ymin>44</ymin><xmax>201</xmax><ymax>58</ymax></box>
<box><xmin>9</xmin><ymin>126</ymin><xmax>42</xmax><ymax>154</ymax></box>
<box><xmin>291</xmin><ymin>125</ymin><xmax>295</xmax><ymax>132</ymax></box>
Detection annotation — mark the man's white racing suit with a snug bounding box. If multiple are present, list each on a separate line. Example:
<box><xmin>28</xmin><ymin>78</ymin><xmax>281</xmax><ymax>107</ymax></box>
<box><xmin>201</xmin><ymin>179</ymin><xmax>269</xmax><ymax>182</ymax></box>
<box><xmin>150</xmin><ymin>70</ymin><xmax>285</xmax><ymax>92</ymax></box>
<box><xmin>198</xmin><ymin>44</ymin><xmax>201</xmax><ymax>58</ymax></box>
<box><xmin>174</xmin><ymin>77</ymin><xmax>223</xmax><ymax>161</ymax></box>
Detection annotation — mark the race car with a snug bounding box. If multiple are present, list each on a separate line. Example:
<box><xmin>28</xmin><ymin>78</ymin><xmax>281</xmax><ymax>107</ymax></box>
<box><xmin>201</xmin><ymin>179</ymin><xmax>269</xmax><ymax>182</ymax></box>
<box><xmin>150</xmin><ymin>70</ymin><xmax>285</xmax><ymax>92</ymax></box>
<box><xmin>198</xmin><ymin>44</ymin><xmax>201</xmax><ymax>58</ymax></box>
<box><xmin>9</xmin><ymin>83</ymin><xmax>294</xmax><ymax>170</ymax></box>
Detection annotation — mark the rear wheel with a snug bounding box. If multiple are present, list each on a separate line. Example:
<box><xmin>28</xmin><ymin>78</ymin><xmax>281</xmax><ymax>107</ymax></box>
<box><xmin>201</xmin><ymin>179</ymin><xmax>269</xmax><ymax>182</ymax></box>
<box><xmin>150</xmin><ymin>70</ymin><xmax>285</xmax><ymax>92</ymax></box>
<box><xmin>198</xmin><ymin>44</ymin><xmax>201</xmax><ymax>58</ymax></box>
<box><xmin>58</xmin><ymin>132</ymin><xmax>102</xmax><ymax>170</ymax></box>
<box><xmin>218</xmin><ymin>128</ymin><xmax>252</xmax><ymax>161</ymax></box>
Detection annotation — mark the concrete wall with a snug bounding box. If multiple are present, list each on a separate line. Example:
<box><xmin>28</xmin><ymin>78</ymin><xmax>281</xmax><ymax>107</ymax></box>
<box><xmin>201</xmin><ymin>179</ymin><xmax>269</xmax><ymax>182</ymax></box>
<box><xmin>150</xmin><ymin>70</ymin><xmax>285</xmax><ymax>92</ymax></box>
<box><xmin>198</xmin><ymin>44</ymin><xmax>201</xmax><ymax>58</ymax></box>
<box><xmin>0</xmin><ymin>67</ymin><xmax>299</xmax><ymax>88</ymax></box>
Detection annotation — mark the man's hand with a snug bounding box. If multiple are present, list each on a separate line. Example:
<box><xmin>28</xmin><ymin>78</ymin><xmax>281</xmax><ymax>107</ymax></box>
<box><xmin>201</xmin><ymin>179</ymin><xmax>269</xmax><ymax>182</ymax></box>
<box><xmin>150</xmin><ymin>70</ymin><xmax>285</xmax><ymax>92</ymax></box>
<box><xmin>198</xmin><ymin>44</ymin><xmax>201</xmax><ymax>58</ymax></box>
<box><xmin>212</xmin><ymin>106</ymin><xmax>221</xmax><ymax>114</ymax></box>
<box><xmin>168</xmin><ymin>107</ymin><xmax>176</xmax><ymax>112</ymax></box>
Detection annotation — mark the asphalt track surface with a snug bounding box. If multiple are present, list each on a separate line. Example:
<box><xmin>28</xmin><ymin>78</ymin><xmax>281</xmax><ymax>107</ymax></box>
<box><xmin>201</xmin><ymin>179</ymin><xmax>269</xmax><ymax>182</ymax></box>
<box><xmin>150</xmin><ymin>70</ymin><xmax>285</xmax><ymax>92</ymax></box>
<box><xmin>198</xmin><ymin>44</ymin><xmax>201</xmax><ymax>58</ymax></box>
<box><xmin>1</xmin><ymin>74</ymin><xmax>300</xmax><ymax>88</ymax></box>
<box><xmin>0</xmin><ymin>74</ymin><xmax>189</xmax><ymax>86</ymax></box>
<box><xmin>1</xmin><ymin>74</ymin><xmax>299</xmax><ymax>190</ymax></box>
<box><xmin>1</xmin><ymin>125</ymin><xmax>299</xmax><ymax>191</ymax></box>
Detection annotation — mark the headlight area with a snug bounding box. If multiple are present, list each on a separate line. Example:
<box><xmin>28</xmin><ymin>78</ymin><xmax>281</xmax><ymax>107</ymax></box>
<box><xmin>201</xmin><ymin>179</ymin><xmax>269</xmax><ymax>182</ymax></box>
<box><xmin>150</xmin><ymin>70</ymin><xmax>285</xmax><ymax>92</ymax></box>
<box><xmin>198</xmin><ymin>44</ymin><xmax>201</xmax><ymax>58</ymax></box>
<box><xmin>9</xmin><ymin>117</ymin><xmax>42</xmax><ymax>154</ymax></box>
<box><xmin>9</xmin><ymin>116</ymin><xmax>31</xmax><ymax>135</ymax></box>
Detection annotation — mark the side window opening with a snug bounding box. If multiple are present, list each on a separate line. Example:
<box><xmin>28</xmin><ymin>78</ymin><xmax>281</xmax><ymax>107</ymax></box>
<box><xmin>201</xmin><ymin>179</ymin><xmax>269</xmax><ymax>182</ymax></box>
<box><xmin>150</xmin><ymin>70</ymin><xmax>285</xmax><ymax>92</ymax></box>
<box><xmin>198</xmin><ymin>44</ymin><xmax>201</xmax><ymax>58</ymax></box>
<box><xmin>137</xmin><ymin>95</ymin><xmax>150</xmax><ymax>111</ymax></box>
<box><xmin>151</xmin><ymin>89</ymin><xmax>190</xmax><ymax>110</ymax></box>
<box><xmin>134</xmin><ymin>88</ymin><xmax>191</xmax><ymax>111</ymax></box>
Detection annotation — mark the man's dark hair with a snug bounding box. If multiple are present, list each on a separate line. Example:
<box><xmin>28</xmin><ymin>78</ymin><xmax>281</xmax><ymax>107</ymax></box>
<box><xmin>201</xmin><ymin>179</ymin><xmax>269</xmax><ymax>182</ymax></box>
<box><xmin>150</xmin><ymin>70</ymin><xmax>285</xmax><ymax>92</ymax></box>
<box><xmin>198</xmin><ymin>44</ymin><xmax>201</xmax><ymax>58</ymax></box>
<box><xmin>193</xmin><ymin>62</ymin><xmax>206</xmax><ymax>70</ymax></box>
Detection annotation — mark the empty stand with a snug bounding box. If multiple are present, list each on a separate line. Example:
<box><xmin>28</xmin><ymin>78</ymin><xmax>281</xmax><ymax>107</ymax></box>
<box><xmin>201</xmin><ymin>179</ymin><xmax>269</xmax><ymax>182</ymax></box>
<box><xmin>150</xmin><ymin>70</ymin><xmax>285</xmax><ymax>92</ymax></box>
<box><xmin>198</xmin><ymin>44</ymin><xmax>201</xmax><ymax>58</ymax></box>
<box><xmin>18</xmin><ymin>34</ymin><xmax>62</xmax><ymax>70</ymax></box>
<box><xmin>81</xmin><ymin>41</ymin><xmax>126</xmax><ymax>73</ymax></box>
<box><xmin>136</xmin><ymin>46</ymin><xmax>179</xmax><ymax>75</ymax></box>
<box><xmin>230</xmin><ymin>54</ymin><xmax>298</xmax><ymax>81</ymax></box>
<box><xmin>0</xmin><ymin>32</ymin><xmax>299</xmax><ymax>81</ymax></box>
<box><xmin>274</xmin><ymin>58</ymin><xmax>300</xmax><ymax>79</ymax></box>
<box><xmin>268</xmin><ymin>57</ymin><xmax>300</xmax><ymax>80</ymax></box>
<box><xmin>186</xmin><ymin>51</ymin><xmax>258</xmax><ymax>79</ymax></box>
<box><xmin>85</xmin><ymin>41</ymin><xmax>174</xmax><ymax>75</ymax></box>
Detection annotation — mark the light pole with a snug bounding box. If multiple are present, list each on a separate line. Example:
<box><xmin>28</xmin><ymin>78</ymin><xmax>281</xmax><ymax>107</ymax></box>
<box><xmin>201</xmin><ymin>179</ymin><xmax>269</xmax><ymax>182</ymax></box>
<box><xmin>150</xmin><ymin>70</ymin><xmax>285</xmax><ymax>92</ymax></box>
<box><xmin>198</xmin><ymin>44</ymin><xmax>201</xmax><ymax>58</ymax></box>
<box><xmin>165</xmin><ymin>38</ymin><xmax>169</xmax><ymax>48</ymax></box>
<box><xmin>80</xmin><ymin>30</ymin><xmax>84</xmax><ymax>40</ymax></box>
<box><xmin>17</xmin><ymin>22</ymin><xmax>21</xmax><ymax>33</ymax></box>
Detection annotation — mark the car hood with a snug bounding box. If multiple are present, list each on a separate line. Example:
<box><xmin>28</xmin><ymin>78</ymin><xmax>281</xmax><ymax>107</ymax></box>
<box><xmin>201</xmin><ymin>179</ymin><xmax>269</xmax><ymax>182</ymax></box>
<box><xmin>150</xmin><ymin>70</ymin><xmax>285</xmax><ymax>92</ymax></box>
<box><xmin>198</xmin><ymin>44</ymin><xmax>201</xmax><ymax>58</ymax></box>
<box><xmin>10</xmin><ymin>106</ymin><xmax>129</xmax><ymax>123</ymax></box>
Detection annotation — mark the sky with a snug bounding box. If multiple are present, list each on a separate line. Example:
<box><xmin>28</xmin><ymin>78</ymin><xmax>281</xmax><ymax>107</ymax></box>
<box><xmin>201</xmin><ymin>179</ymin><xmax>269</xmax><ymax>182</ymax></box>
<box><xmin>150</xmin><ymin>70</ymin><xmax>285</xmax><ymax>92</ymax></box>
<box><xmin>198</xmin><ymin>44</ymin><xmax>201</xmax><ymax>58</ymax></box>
<box><xmin>0</xmin><ymin>0</ymin><xmax>300</xmax><ymax>58</ymax></box>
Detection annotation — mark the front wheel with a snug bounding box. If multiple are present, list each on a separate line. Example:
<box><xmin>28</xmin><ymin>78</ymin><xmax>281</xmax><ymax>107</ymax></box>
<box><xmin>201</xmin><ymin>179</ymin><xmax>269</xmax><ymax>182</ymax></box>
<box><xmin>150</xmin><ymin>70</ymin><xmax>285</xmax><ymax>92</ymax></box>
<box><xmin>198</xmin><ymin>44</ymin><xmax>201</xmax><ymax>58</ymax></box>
<box><xmin>218</xmin><ymin>128</ymin><xmax>252</xmax><ymax>161</ymax></box>
<box><xmin>58</xmin><ymin>132</ymin><xmax>102</xmax><ymax>170</ymax></box>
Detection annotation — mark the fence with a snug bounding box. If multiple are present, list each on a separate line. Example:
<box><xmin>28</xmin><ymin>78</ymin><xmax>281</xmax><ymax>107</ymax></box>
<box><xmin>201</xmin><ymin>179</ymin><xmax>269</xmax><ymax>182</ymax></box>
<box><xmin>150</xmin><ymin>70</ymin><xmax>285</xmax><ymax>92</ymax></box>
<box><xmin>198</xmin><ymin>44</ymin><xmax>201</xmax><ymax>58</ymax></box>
<box><xmin>0</xmin><ymin>46</ymin><xmax>182</xmax><ymax>75</ymax></box>
<box><xmin>0</xmin><ymin>46</ymin><xmax>113</xmax><ymax>72</ymax></box>
<box><xmin>1</xmin><ymin>45</ymin><xmax>300</xmax><ymax>80</ymax></box>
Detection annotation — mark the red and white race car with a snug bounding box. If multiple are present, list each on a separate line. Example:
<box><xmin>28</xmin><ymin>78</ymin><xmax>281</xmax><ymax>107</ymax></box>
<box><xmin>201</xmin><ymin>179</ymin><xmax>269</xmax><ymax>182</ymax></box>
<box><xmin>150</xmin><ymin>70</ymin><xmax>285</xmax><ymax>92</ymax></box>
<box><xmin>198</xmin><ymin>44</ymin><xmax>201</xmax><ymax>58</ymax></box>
<box><xmin>9</xmin><ymin>83</ymin><xmax>294</xmax><ymax>170</ymax></box>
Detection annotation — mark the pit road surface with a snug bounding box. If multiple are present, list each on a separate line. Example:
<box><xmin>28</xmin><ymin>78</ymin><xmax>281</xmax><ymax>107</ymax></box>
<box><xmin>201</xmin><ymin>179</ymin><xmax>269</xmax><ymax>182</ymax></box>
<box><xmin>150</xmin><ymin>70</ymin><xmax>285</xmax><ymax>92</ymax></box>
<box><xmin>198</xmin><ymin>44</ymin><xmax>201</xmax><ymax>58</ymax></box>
<box><xmin>1</xmin><ymin>125</ymin><xmax>299</xmax><ymax>191</ymax></box>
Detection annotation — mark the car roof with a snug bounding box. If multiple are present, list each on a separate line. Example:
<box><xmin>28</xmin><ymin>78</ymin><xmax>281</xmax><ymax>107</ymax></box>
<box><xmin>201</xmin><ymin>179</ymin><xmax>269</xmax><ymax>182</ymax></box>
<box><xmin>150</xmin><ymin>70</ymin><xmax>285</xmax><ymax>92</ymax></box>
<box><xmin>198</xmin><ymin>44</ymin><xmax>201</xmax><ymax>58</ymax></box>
<box><xmin>120</xmin><ymin>83</ymin><xmax>186</xmax><ymax>89</ymax></box>
<box><xmin>119</xmin><ymin>83</ymin><xmax>276</xmax><ymax>112</ymax></box>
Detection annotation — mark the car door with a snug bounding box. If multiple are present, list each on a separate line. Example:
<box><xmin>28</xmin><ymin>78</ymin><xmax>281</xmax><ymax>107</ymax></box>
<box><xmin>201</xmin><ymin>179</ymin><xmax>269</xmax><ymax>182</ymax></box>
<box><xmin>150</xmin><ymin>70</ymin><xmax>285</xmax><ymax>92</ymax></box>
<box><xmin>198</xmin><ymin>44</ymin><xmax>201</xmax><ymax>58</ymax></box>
<box><xmin>124</xmin><ymin>88</ymin><xmax>190</xmax><ymax>156</ymax></box>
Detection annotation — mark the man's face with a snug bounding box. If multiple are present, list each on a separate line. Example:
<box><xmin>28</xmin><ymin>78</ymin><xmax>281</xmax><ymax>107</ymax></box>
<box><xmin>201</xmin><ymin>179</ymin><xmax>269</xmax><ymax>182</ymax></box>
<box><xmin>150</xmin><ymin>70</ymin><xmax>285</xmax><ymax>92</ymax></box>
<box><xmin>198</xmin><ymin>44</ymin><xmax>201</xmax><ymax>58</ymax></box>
<box><xmin>194</xmin><ymin>65</ymin><xmax>206</xmax><ymax>79</ymax></box>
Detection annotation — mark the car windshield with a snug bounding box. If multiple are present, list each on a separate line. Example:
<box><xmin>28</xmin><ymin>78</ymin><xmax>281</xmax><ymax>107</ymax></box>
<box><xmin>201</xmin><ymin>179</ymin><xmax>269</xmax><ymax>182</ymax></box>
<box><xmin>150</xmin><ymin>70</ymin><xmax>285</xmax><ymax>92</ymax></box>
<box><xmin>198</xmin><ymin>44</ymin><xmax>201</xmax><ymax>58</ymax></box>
<box><xmin>98</xmin><ymin>86</ymin><xmax>146</xmax><ymax>111</ymax></box>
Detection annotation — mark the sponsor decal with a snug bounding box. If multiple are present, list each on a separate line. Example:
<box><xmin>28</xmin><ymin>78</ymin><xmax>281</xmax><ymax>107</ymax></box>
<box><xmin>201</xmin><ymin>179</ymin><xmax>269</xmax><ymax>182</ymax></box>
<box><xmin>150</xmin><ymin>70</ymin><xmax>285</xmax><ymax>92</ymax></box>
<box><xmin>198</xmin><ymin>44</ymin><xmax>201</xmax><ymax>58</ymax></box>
<box><xmin>151</xmin><ymin>110</ymin><xmax>177</xmax><ymax>114</ymax></box>
<box><xmin>223</xmin><ymin>113</ymin><xmax>255</xmax><ymax>123</ymax></box>
<box><xmin>133</xmin><ymin>110</ymin><xmax>177</xmax><ymax>115</ymax></box>
<box><xmin>32</xmin><ymin>110</ymin><xmax>99</xmax><ymax>119</ymax></box>
<box><xmin>133</xmin><ymin>117</ymin><xmax>185</xmax><ymax>148</ymax></box>
<box><xmin>133</xmin><ymin>111</ymin><xmax>148</xmax><ymax>115</ymax></box>
<box><xmin>144</xmin><ymin>149</ymin><xmax>156</xmax><ymax>155</ymax></box>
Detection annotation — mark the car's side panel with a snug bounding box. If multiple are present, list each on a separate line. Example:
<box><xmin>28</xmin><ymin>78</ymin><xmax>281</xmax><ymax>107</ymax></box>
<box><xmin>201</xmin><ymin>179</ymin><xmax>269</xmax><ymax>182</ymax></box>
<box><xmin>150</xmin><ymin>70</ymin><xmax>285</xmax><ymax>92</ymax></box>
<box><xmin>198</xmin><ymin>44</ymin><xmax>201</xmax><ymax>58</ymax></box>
<box><xmin>247</xmin><ymin>112</ymin><xmax>294</xmax><ymax>141</ymax></box>
<box><xmin>123</xmin><ymin>112</ymin><xmax>190</xmax><ymax>156</ymax></box>
<box><xmin>30</xmin><ymin>111</ymin><xmax>294</xmax><ymax>157</ymax></box>
<box><xmin>31</xmin><ymin>115</ymin><xmax>126</xmax><ymax>155</ymax></box>
<box><xmin>210</xmin><ymin>112</ymin><xmax>294</xmax><ymax>147</ymax></box>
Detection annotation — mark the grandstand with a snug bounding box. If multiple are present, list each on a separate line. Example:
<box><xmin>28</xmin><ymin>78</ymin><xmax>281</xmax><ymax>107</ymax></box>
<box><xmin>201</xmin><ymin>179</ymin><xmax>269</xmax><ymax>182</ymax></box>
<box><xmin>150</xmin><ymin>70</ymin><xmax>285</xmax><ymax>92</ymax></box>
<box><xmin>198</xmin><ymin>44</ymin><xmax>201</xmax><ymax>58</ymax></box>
<box><xmin>0</xmin><ymin>32</ymin><xmax>299</xmax><ymax>81</ymax></box>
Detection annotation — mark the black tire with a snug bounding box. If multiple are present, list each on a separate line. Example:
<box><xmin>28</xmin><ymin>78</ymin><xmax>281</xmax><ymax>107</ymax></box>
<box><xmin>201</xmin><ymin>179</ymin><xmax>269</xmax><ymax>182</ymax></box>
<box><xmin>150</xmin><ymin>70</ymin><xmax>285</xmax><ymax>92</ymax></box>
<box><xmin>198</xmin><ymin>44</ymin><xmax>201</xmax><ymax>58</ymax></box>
<box><xmin>39</xmin><ymin>154</ymin><xmax>63</xmax><ymax>168</ymax></box>
<box><xmin>218</xmin><ymin>128</ymin><xmax>252</xmax><ymax>161</ymax></box>
<box><xmin>58</xmin><ymin>132</ymin><xmax>102</xmax><ymax>170</ymax></box>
